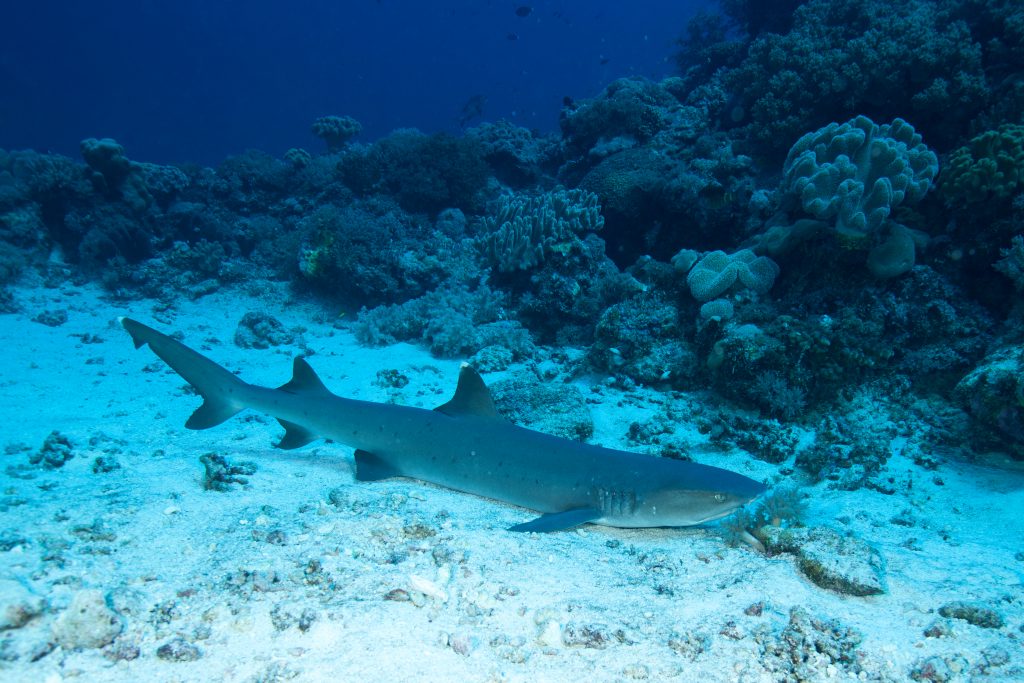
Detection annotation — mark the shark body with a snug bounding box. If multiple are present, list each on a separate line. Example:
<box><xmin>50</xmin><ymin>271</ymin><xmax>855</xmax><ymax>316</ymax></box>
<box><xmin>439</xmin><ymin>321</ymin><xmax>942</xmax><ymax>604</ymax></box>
<box><xmin>121</xmin><ymin>317</ymin><xmax>765</xmax><ymax>532</ymax></box>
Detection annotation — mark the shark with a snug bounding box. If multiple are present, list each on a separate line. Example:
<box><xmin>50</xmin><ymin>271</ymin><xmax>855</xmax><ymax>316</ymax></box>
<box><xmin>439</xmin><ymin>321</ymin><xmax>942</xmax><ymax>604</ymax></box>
<box><xmin>120</xmin><ymin>317</ymin><xmax>766</xmax><ymax>532</ymax></box>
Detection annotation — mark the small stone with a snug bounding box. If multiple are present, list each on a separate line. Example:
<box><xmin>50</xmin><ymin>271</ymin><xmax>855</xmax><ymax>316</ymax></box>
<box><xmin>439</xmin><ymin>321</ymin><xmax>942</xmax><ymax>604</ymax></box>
<box><xmin>449</xmin><ymin>633</ymin><xmax>475</xmax><ymax>656</ymax></box>
<box><xmin>562</xmin><ymin>622</ymin><xmax>615</xmax><ymax>649</ymax></box>
<box><xmin>409</xmin><ymin>574</ymin><xmax>447</xmax><ymax>602</ymax></box>
<box><xmin>156</xmin><ymin>637</ymin><xmax>202</xmax><ymax>662</ymax></box>
<box><xmin>622</xmin><ymin>663</ymin><xmax>650</xmax><ymax>679</ymax></box>
<box><xmin>923</xmin><ymin>619</ymin><xmax>954</xmax><ymax>638</ymax></box>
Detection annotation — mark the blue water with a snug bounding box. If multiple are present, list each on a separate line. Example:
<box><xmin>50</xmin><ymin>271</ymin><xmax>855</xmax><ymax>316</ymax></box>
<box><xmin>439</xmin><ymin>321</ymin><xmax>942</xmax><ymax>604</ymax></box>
<box><xmin>0</xmin><ymin>0</ymin><xmax>709</xmax><ymax>164</ymax></box>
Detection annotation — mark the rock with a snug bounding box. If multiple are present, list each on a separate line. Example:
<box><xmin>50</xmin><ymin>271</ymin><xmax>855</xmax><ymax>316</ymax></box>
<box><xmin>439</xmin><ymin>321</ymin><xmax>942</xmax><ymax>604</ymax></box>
<box><xmin>0</xmin><ymin>579</ymin><xmax>46</xmax><ymax>630</ymax></box>
<box><xmin>562</xmin><ymin>622</ymin><xmax>625</xmax><ymax>649</ymax></box>
<box><xmin>938</xmin><ymin>601</ymin><xmax>1004</xmax><ymax>629</ymax></box>
<box><xmin>953</xmin><ymin>344</ymin><xmax>1024</xmax><ymax>460</ymax></box>
<box><xmin>760</xmin><ymin>525</ymin><xmax>885</xmax><ymax>596</ymax></box>
<box><xmin>29</xmin><ymin>431</ymin><xmax>74</xmax><ymax>469</ymax></box>
<box><xmin>234</xmin><ymin>312</ymin><xmax>295</xmax><ymax>349</ymax></box>
<box><xmin>156</xmin><ymin>637</ymin><xmax>202</xmax><ymax>662</ymax></box>
<box><xmin>758</xmin><ymin>606</ymin><xmax>863</xmax><ymax>680</ymax></box>
<box><xmin>51</xmin><ymin>589</ymin><xmax>122</xmax><ymax>649</ymax></box>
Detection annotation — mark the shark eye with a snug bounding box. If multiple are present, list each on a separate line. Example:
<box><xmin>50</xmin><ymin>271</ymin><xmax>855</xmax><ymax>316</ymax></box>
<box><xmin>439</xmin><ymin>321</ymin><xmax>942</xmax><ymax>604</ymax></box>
<box><xmin>714</xmin><ymin>493</ymin><xmax>727</xmax><ymax>503</ymax></box>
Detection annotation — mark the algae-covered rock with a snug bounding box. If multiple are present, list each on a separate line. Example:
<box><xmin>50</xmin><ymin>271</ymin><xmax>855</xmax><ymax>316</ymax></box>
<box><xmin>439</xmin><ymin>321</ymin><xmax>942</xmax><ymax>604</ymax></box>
<box><xmin>760</xmin><ymin>525</ymin><xmax>885</xmax><ymax>596</ymax></box>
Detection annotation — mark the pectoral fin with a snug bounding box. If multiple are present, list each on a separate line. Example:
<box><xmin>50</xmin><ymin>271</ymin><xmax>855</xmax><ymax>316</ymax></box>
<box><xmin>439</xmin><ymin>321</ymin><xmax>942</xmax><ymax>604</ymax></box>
<box><xmin>354</xmin><ymin>449</ymin><xmax>403</xmax><ymax>481</ymax></box>
<box><xmin>508</xmin><ymin>508</ymin><xmax>601</xmax><ymax>533</ymax></box>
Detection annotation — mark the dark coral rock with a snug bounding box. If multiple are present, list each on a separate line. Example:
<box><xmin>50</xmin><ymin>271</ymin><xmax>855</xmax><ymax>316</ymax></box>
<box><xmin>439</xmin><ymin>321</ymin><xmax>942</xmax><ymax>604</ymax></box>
<box><xmin>33</xmin><ymin>309</ymin><xmax>69</xmax><ymax>327</ymax></box>
<box><xmin>954</xmin><ymin>345</ymin><xmax>1024</xmax><ymax>460</ymax></box>
<box><xmin>234</xmin><ymin>312</ymin><xmax>295</xmax><ymax>349</ymax></box>
<box><xmin>759</xmin><ymin>606</ymin><xmax>864</xmax><ymax>679</ymax></box>
<box><xmin>311</xmin><ymin>115</ymin><xmax>362</xmax><ymax>153</ymax></box>
<box><xmin>937</xmin><ymin>602</ymin><xmax>1004</xmax><ymax>629</ymax></box>
<box><xmin>561</xmin><ymin>622</ymin><xmax>626</xmax><ymax>649</ymax></box>
<box><xmin>29</xmin><ymin>431</ymin><xmax>73</xmax><ymax>469</ymax></box>
<box><xmin>467</xmin><ymin>120</ymin><xmax>554</xmax><ymax>187</ymax></box>
<box><xmin>200</xmin><ymin>453</ymin><xmax>257</xmax><ymax>491</ymax></box>
<box><xmin>590</xmin><ymin>293</ymin><xmax>697</xmax><ymax>386</ymax></box>
<box><xmin>559</xmin><ymin>77</ymin><xmax>679</xmax><ymax>160</ymax></box>
<box><xmin>155</xmin><ymin>637</ymin><xmax>202</xmax><ymax>662</ymax></box>
<box><xmin>709</xmin><ymin>412</ymin><xmax>800</xmax><ymax>464</ymax></box>
<box><xmin>297</xmin><ymin>200</ymin><xmax>463</xmax><ymax>307</ymax></box>
<box><xmin>355</xmin><ymin>282</ymin><xmax>534</xmax><ymax>359</ymax></box>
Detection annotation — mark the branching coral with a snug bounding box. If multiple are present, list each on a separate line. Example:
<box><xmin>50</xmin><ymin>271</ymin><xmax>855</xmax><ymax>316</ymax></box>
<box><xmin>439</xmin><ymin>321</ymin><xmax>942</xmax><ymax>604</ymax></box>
<box><xmin>942</xmin><ymin>123</ymin><xmax>1024</xmax><ymax>206</ymax></box>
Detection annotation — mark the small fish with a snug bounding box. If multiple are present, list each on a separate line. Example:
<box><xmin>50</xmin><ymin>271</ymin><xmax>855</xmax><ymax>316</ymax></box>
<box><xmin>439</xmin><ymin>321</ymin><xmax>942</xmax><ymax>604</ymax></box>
<box><xmin>506</xmin><ymin>32</ymin><xmax>519</xmax><ymax>41</ymax></box>
<box><xmin>515</xmin><ymin>6</ymin><xmax>532</xmax><ymax>18</ymax></box>
<box><xmin>458</xmin><ymin>94</ymin><xmax>487</xmax><ymax>128</ymax></box>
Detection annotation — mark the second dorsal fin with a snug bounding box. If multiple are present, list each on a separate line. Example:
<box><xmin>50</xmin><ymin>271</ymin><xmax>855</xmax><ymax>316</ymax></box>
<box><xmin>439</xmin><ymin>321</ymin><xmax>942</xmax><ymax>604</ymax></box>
<box><xmin>278</xmin><ymin>357</ymin><xmax>332</xmax><ymax>396</ymax></box>
<box><xmin>435</xmin><ymin>364</ymin><xmax>501</xmax><ymax>419</ymax></box>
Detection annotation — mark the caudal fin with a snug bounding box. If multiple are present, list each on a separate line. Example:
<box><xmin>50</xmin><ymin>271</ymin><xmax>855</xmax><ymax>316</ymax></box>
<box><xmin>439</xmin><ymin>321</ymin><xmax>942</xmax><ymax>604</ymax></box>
<box><xmin>120</xmin><ymin>317</ymin><xmax>248</xmax><ymax>429</ymax></box>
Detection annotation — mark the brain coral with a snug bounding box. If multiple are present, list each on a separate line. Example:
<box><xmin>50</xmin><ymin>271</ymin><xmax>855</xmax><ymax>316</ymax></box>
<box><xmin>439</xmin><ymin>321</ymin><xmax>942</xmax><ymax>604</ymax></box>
<box><xmin>686</xmin><ymin>249</ymin><xmax>780</xmax><ymax>301</ymax></box>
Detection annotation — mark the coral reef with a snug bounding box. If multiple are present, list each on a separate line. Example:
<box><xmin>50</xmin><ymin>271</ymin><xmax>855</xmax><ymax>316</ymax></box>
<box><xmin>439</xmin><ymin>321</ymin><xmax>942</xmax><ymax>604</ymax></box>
<box><xmin>690</xmin><ymin>0</ymin><xmax>992</xmax><ymax>158</ymax></box>
<box><xmin>354</xmin><ymin>282</ymin><xmax>533</xmax><ymax>359</ymax></box>
<box><xmin>339</xmin><ymin>129</ymin><xmax>489</xmax><ymax>215</ymax></box>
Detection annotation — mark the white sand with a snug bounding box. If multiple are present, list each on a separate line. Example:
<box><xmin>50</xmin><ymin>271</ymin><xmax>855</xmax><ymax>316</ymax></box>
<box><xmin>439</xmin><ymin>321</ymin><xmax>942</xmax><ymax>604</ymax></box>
<box><xmin>0</xmin><ymin>282</ymin><xmax>1021</xmax><ymax>682</ymax></box>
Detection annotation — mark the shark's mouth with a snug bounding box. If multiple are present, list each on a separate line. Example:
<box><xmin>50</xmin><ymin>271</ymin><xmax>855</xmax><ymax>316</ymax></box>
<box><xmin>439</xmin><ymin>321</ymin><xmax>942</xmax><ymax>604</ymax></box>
<box><xmin>696</xmin><ymin>507</ymin><xmax>742</xmax><ymax>524</ymax></box>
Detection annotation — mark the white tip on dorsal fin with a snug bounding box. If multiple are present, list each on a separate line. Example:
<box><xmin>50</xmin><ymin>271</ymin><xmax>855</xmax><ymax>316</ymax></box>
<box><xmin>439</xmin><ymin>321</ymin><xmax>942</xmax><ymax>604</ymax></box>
<box><xmin>278</xmin><ymin>357</ymin><xmax>332</xmax><ymax>396</ymax></box>
<box><xmin>434</xmin><ymin>364</ymin><xmax>501</xmax><ymax>419</ymax></box>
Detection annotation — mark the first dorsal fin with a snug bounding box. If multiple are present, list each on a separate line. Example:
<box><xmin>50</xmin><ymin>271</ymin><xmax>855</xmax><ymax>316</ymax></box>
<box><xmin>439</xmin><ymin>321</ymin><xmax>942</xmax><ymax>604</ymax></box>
<box><xmin>434</xmin><ymin>364</ymin><xmax>501</xmax><ymax>419</ymax></box>
<box><xmin>278</xmin><ymin>357</ymin><xmax>332</xmax><ymax>396</ymax></box>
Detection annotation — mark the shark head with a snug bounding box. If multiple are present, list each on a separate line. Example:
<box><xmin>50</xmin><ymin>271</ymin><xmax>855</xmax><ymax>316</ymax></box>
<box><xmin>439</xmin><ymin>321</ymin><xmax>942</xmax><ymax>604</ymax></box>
<box><xmin>641</xmin><ymin>467</ymin><xmax>768</xmax><ymax>526</ymax></box>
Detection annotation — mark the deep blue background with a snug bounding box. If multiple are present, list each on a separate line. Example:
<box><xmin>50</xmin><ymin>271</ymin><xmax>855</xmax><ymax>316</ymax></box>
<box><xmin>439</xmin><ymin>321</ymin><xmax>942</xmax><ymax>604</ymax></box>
<box><xmin>0</xmin><ymin>1</ymin><xmax>709</xmax><ymax>165</ymax></box>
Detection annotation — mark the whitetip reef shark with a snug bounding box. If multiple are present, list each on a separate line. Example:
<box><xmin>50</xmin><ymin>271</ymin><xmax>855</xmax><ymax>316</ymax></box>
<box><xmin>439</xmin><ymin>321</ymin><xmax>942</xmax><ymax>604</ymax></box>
<box><xmin>120</xmin><ymin>317</ymin><xmax>766</xmax><ymax>532</ymax></box>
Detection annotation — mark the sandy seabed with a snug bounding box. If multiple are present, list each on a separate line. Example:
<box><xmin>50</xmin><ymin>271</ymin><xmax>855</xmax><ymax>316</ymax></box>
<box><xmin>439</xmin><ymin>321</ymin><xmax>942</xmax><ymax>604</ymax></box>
<box><xmin>0</xmin><ymin>282</ymin><xmax>1021</xmax><ymax>682</ymax></box>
